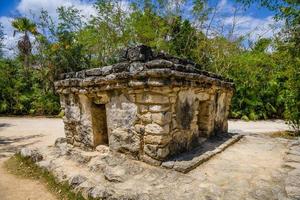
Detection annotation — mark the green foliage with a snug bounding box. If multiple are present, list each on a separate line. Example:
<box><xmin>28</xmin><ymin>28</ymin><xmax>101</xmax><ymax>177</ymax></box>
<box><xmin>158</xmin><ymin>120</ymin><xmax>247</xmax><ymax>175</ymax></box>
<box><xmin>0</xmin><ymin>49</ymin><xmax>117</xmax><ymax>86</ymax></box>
<box><xmin>0</xmin><ymin>59</ymin><xmax>59</xmax><ymax>115</ymax></box>
<box><xmin>0</xmin><ymin>23</ymin><xmax>4</xmax><ymax>58</ymax></box>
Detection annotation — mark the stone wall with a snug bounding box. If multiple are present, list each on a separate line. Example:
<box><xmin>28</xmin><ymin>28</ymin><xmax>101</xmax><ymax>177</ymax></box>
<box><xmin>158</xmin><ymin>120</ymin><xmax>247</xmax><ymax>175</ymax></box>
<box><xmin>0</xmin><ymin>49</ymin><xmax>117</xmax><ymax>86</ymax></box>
<box><xmin>60</xmin><ymin>84</ymin><xmax>232</xmax><ymax>165</ymax></box>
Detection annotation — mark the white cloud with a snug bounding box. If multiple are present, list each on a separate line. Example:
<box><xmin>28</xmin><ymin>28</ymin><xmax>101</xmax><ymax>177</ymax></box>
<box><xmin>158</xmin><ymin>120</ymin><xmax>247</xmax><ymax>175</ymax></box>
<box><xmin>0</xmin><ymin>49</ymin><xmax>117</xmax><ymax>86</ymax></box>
<box><xmin>0</xmin><ymin>16</ymin><xmax>18</xmax><ymax>57</ymax></box>
<box><xmin>16</xmin><ymin>0</ymin><xmax>97</xmax><ymax>19</ymax></box>
<box><xmin>203</xmin><ymin>0</ymin><xmax>283</xmax><ymax>43</ymax></box>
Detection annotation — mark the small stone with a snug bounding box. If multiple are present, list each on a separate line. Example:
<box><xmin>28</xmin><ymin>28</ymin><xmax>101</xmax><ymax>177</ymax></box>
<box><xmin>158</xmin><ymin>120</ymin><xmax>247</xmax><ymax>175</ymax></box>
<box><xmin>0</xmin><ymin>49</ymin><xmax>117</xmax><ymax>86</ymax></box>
<box><xmin>135</xmin><ymin>124</ymin><xmax>145</xmax><ymax>135</ymax></box>
<box><xmin>129</xmin><ymin>62</ymin><xmax>144</xmax><ymax>73</ymax></box>
<box><xmin>149</xmin><ymin>105</ymin><xmax>170</xmax><ymax>112</ymax></box>
<box><xmin>103</xmin><ymin>166</ymin><xmax>126</xmax><ymax>182</ymax></box>
<box><xmin>141</xmin><ymin>154</ymin><xmax>162</xmax><ymax>166</ymax></box>
<box><xmin>144</xmin><ymin>135</ymin><xmax>171</xmax><ymax>145</ymax></box>
<box><xmin>126</xmin><ymin>45</ymin><xmax>153</xmax><ymax>61</ymax></box>
<box><xmin>151</xmin><ymin>112</ymin><xmax>171</xmax><ymax>125</ymax></box>
<box><xmin>139</xmin><ymin>113</ymin><xmax>152</xmax><ymax>123</ymax></box>
<box><xmin>138</xmin><ymin>105</ymin><xmax>149</xmax><ymax>113</ymax></box>
<box><xmin>69</xmin><ymin>175</ymin><xmax>87</xmax><ymax>188</ymax></box>
<box><xmin>157</xmin><ymin>146</ymin><xmax>170</xmax><ymax>159</ymax></box>
<box><xmin>161</xmin><ymin>160</ymin><xmax>175</xmax><ymax>169</ymax></box>
<box><xmin>145</xmin><ymin>123</ymin><xmax>169</xmax><ymax>135</ymax></box>
<box><xmin>88</xmin><ymin>185</ymin><xmax>114</xmax><ymax>199</ymax></box>
<box><xmin>95</xmin><ymin>145</ymin><xmax>109</xmax><ymax>153</ymax></box>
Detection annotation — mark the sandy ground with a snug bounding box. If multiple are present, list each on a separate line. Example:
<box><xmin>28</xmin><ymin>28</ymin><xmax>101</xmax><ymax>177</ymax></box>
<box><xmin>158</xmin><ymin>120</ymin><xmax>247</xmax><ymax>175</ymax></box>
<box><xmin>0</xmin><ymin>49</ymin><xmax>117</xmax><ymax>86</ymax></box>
<box><xmin>0</xmin><ymin>117</ymin><xmax>291</xmax><ymax>200</ymax></box>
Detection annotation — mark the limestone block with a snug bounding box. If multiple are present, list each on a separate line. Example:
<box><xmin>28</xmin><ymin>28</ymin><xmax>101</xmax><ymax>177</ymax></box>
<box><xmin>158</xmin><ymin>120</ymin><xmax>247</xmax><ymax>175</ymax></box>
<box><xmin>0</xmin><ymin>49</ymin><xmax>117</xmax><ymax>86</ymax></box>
<box><xmin>144</xmin><ymin>135</ymin><xmax>171</xmax><ymax>145</ymax></box>
<box><xmin>109</xmin><ymin>129</ymin><xmax>140</xmax><ymax>156</ymax></box>
<box><xmin>141</xmin><ymin>154</ymin><xmax>162</xmax><ymax>166</ymax></box>
<box><xmin>149</xmin><ymin>105</ymin><xmax>170</xmax><ymax>112</ymax></box>
<box><xmin>150</xmin><ymin>87</ymin><xmax>172</xmax><ymax>94</ymax></box>
<box><xmin>139</xmin><ymin>113</ymin><xmax>152</xmax><ymax>123</ymax></box>
<box><xmin>106</xmin><ymin>93</ymin><xmax>137</xmax><ymax>130</ymax></box>
<box><xmin>128</xmin><ymin>80</ymin><xmax>145</xmax><ymax>87</ymax></box>
<box><xmin>157</xmin><ymin>146</ymin><xmax>170</xmax><ymax>159</ymax></box>
<box><xmin>145</xmin><ymin>59</ymin><xmax>173</xmax><ymax>68</ymax></box>
<box><xmin>129</xmin><ymin>62</ymin><xmax>144</xmax><ymax>73</ymax></box>
<box><xmin>136</xmin><ymin>93</ymin><xmax>169</xmax><ymax>104</ymax></box>
<box><xmin>151</xmin><ymin>112</ymin><xmax>171</xmax><ymax>125</ymax></box>
<box><xmin>147</xmin><ymin>78</ymin><xmax>169</xmax><ymax>87</ymax></box>
<box><xmin>144</xmin><ymin>144</ymin><xmax>157</xmax><ymax>158</ymax></box>
<box><xmin>134</xmin><ymin>124</ymin><xmax>145</xmax><ymax>135</ymax></box>
<box><xmin>144</xmin><ymin>144</ymin><xmax>170</xmax><ymax>160</ymax></box>
<box><xmin>145</xmin><ymin>123</ymin><xmax>169</xmax><ymax>135</ymax></box>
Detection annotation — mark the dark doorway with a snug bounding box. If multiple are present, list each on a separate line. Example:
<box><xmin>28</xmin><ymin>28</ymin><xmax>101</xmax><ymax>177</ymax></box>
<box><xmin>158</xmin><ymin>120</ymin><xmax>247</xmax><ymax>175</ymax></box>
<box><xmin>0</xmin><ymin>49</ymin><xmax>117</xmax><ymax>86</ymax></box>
<box><xmin>91</xmin><ymin>103</ymin><xmax>108</xmax><ymax>146</ymax></box>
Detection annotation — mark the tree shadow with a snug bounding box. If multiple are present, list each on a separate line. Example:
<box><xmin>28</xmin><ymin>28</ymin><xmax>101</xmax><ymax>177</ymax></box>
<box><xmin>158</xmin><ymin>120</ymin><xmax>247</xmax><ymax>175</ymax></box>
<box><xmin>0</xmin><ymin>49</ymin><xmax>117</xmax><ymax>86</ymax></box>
<box><xmin>0</xmin><ymin>123</ymin><xmax>13</xmax><ymax>131</ymax></box>
<box><xmin>0</xmin><ymin>134</ymin><xmax>43</xmax><ymax>158</ymax></box>
<box><xmin>167</xmin><ymin>133</ymin><xmax>239</xmax><ymax>162</ymax></box>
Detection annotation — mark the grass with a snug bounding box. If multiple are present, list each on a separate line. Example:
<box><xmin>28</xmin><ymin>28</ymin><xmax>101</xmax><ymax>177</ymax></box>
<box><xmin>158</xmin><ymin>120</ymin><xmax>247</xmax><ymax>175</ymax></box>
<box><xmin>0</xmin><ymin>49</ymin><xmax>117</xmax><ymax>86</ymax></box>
<box><xmin>270</xmin><ymin>131</ymin><xmax>299</xmax><ymax>139</ymax></box>
<box><xmin>4</xmin><ymin>154</ymin><xmax>88</xmax><ymax>200</ymax></box>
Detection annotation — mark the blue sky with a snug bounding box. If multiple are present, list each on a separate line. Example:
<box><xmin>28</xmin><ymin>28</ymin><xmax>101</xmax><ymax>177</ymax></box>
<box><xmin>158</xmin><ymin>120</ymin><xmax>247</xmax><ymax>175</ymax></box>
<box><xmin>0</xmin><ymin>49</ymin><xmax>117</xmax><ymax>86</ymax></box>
<box><xmin>0</xmin><ymin>0</ymin><xmax>282</xmax><ymax>56</ymax></box>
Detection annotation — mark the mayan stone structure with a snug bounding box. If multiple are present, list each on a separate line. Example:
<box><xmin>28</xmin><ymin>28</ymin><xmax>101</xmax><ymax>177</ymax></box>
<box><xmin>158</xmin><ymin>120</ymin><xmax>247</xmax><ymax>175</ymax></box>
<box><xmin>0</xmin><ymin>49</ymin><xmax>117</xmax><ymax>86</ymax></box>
<box><xmin>55</xmin><ymin>45</ymin><xmax>234</xmax><ymax>166</ymax></box>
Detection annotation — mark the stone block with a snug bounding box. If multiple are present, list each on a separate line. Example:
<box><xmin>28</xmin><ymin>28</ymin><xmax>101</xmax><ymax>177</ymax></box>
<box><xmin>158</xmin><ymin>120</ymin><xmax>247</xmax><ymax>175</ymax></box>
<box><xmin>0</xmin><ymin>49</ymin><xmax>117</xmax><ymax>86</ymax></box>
<box><xmin>157</xmin><ymin>146</ymin><xmax>170</xmax><ymax>159</ymax></box>
<box><xmin>149</xmin><ymin>105</ymin><xmax>170</xmax><ymax>112</ymax></box>
<box><xmin>145</xmin><ymin>59</ymin><xmax>173</xmax><ymax>68</ymax></box>
<box><xmin>134</xmin><ymin>124</ymin><xmax>145</xmax><ymax>135</ymax></box>
<box><xmin>144</xmin><ymin>135</ymin><xmax>171</xmax><ymax>145</ymax></box>
<box><xmin>139</xmin><ymin>113</ymin><xmax>152</xmax><ymax>123</ymax></box>
<box><xmin>136</xmin><ymin>93</ymin><xmax>169</xmax><ymax>104</ymax></box>
<box><xmin>145</xmin><ymin>123</ymin><xmax>169</xmax><ymax>135</ymax></box>
<box><xmin>138</xmin><ymin>105</ymin><xmax>148</xmax><ymax>113</ymax></box>
<box><xmin>141</xmin><ymin>154</ymin><xmax>162</xmax><ymax>166</ymax></box>
<box><xmin>144</xmin><ymin>144</ymin><xmax>157</xmax><ymax>158</ymax></box>
<box><xmin>151</xmin><ymin>112</ymin><xmax>171</xmax><ymax>125</ymax></box>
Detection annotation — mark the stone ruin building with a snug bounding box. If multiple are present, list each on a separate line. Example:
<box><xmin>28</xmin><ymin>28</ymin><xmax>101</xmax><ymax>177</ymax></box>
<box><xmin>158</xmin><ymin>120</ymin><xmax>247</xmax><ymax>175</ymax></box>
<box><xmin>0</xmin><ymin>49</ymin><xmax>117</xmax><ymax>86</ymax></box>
<box><xmin>55</xmin><ymin>45</ymin><xmax>234</xmax><ymax>166</ymax></box>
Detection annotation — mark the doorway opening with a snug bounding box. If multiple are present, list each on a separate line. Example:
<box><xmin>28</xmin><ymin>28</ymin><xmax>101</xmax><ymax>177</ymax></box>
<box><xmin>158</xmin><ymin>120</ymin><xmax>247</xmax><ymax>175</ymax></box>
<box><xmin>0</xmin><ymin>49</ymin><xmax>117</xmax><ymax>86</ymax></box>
<box><xmin>197</xmin><ymin>100</ymin><xmax>211</xmax><ymax>137</ymax></box>
<box><xmin>91</xmin><ymin>102</ymin><xmax>108</xmax><ymax>147</ymax></box>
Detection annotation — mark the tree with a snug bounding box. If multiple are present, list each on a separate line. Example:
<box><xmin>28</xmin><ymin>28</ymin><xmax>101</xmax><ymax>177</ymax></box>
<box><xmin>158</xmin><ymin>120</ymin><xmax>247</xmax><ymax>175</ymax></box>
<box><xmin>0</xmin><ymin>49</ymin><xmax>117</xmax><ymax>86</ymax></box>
<box><xmin>12</xmin><ymin>17</ymin><xmax>38</xmax><ymax>68</ymax></box>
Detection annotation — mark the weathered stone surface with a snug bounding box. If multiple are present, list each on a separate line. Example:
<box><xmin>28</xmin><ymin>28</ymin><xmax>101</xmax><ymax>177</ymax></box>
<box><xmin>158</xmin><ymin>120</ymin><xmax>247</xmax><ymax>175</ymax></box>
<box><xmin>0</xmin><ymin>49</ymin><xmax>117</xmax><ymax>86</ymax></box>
<box><xmin>149</xmin><ymin>105</ymin><xmax>170</xmax><ymax>112</ymax></box>
<box><xmin>145</xmin><ymin>123</ymin><xmax>169</xmax><ymax>135</ymax></box>
<box><xmin>54</xmin><ymin>137</ymin><xmax>67</xmax><ymax>146</ymax></box>
<box><xmin>103</xmin><ymin>166</ymin><xmax>126</xmax><ymax>182</ymax></box>
<box><xmin>109</xmin><ymin>129</ymin><xmax>140</xmax><ymax>156</ymax></box>
<box><xmin>136</xmin><ymin>93</ymin><xmax>169</xmax><ymax>104</ymax></box>
<box><xmin>69</xmin><ymin>175</ymin><xmax>87</xmax><ymax>188</ymax></box>
<box><xmin>144</xmin><ymin>135</ymin><xmax>171</xmax><ymax>145</ymax></box>
<box><xmin>19</xmin><ymin>148</ymin><xmax>43</xmax><ymax>162</ymax></box>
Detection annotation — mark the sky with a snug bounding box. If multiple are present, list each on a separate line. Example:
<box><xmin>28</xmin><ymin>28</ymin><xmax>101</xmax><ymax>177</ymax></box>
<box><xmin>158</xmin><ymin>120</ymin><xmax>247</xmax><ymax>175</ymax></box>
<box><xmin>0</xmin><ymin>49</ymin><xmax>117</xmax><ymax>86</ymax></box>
<box><xmin>0</xmin><ymin>0</ymin><xmax>283</xmax><ymax>57</ymax></box>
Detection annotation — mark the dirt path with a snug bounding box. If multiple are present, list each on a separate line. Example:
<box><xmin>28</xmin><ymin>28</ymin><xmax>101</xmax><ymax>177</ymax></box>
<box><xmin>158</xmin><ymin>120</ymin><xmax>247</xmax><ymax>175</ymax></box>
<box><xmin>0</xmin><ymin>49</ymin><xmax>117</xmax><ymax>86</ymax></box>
<box><xmin>0</xmin><ymin>117</ymin><xmax>63</xmax><ymax>200</ymax></box>
<box><xmin>0</xmin><ymin>117</ymin><xmax>291</xmax><ymax>199</ymax></box>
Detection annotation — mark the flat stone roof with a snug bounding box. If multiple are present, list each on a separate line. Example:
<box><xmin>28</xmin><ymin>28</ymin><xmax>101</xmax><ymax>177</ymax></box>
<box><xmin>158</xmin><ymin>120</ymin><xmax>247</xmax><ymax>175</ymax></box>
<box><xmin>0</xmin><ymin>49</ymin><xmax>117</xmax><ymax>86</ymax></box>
<box><xmin>55</xmin><ymin>45</ymin><xmax>234</xmax><ymax>91</ymax></box>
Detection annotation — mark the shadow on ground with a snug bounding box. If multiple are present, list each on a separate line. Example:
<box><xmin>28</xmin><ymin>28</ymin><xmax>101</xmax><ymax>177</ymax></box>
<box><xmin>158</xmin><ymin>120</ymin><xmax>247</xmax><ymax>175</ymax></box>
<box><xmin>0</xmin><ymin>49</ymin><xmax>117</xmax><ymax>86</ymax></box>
<box><xmin>0</xmin><ymin>135</ymin><xmax>43</xmax><ymax>158</ymax></box>
<box><xmin>169</xmin><ymin>133</ymin><xmax>238</xmax><ymax>162</ymax></box>
<box><xmin>0</xmin><ymin>123</ymin><xmax>13</xmax><ymax>131</ymax></box>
